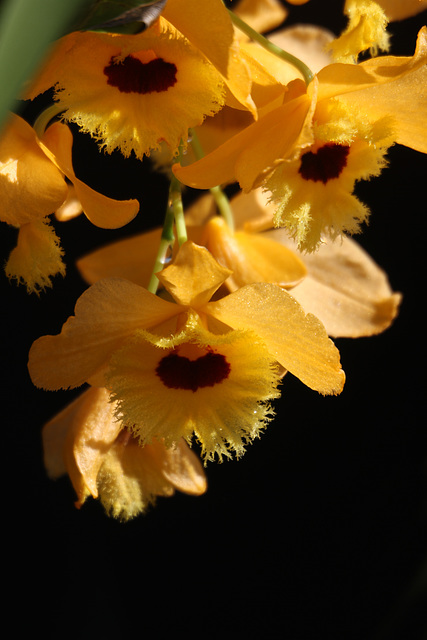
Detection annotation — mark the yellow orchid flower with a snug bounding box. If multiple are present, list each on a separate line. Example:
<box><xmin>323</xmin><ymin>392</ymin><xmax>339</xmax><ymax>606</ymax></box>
<box><xmin>42</xmin><ymin>386</ymin><xmax>207</xmax><ymax>521</ymax></box>
<box><xmin>0</xmin><ymin>113</ymin><xmax>139</xmax><ymax>293</ymax></box>
<box><xmin>174</xmin><ymin>27</ymin><xmax>427</xmax><ymax>251</ymax></box>
<box><xmin>76</xmin><ymin>189</ymin><xmax>400</xmax><ymax>339</ymax></box>
<box><xmin>28</xmin><ymin>242</ymin><xmax>344</xmax><ymax>461</ymax></box>
<box><xmin>25</xmin><ymin>16</ymin><xmax>228</xmax><ymax>160</ymax></box>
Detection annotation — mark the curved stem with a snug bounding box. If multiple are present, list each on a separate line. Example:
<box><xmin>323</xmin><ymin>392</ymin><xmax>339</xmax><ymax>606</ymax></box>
<box><xmin>147</xmin><ymin>170</ymin><xmax>186</xmax><ymax>294</ymax></box>
<box><xmin>228</xmin><ymin>10</ymin><xmax>314</xmax><ymax>86</ymax></box>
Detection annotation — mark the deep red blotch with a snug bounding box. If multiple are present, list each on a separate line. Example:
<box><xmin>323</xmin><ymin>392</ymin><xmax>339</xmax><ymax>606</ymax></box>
<box><xmin>299</xmin><ymin>143</ymin><xmax>350</xmax><ymax>183</ymax></box>
<box><xmin>156</xmin><ymin>350</ymin><xmax>231</xmax><ymax>393</ymax></box>
<box><xmin>104</xmin><ymin>55</ymin><xmax>177</xmax><ymax>94</ymax></box>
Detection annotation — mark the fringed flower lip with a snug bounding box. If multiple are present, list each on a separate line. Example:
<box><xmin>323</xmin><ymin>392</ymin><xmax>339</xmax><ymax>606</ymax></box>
<box><xmin>42</xmin><ymin>386</ymin><xmax>207</xmax><ymax>521</ymax></box>
<box><xmin>28</xmin><ymin>242</ymin><xmax>345</xmax><ymax>461</ymax></box>
<box><xmin>25</xmin><ymin>17</ymin><xmax>228</xmax><ymax>160</ymax></box>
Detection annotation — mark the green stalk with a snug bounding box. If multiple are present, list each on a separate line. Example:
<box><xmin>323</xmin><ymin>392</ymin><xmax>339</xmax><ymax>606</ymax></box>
<box><xmin>147</xmin><ymin>172</ymin><xmax>186</xmax><ymax>295</ymax></box>
<box><xmin>228</xmin><ymin>9</ymin><xmax>314</xmax><ymax>86</ymax></box>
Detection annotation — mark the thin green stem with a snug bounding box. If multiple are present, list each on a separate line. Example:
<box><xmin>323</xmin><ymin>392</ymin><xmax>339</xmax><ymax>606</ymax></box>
<box><xmin>147</xmin><ymin>204</ymin><xmax>175</xmax><ymax>294</ymax></box>
<box><xmin>228</xmin><ymin>9</ymin><xmax>314</xmax><ymax>86</ymax></box>
<box><xmin>147</xmin><ymin>171</ymin><xmax>186</xmax><ymax>295</ymax></box>
<box><xmin>189</xmin><ymin>128</ymin><xmax>235</xmax><ymax>231</ymax></box>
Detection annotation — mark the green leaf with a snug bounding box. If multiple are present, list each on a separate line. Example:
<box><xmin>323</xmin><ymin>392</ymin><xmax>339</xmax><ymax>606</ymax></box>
<box><xmin>77</xmin><ymin>0</ymin><xmax>167</xmax><ymax>34</ymax></box>
<box><xmin>0</xmin><ymin>0</ymin><xmax>93</xmax><ymax>134</ymax></box>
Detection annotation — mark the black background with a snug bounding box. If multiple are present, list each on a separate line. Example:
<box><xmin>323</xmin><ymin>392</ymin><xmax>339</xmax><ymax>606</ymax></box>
<box><xmin>1</xmin><ymin>1</ymin><xmax>427</xmax><ymax>638</ymax></box>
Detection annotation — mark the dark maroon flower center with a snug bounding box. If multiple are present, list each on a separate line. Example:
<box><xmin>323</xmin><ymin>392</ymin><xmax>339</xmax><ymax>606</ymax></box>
<box><xmin>299</xmin><ymin>143</ymin><xmax>350</xmax><ymax>183</ymax></box>
<box><xmin>104</xmin><ymin>55</ymin><xmax>177</xmax><ymax>94</ymax></box>
<box><xmin>156</xmin><ymin>350</ymin><xmax>231</xmax><ymax>393</ymax></box>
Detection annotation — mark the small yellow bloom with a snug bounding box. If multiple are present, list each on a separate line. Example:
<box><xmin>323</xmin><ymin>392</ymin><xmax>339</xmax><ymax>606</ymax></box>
<box><xmin>43</xmin><ymin>386</ymin><xmax>207</xmax><ymax>520</ymax></box>
<box><xmin>26</xmin><ymin>17</ymin><xmax>226</xmax><ymax>159</ymax></box>
<box><xmin>29</xmin><ymin>242</ymin><xmax>344</xmax><ymax>461</ymax></box>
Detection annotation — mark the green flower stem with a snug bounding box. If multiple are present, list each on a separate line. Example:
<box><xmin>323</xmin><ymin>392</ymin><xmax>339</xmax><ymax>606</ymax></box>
<box><xmin>147</xmin><ymin>204</ymin><xmax>175</xmax><ymax>294</ymax></box>
<box><xmin>209</xmin><ymin>185</ymin><xmax>235</xmax><ymax>232</ymax></box>
<box><xmin>147</xmin><ymin>172</ymin><xmax>186</xmax><ymax>295</ymax></box>
<box><xmin>189</xmin><ymin>128</ymin><xmax>235</xmax><ymax>231</ymax></box>
<box><xmin>228</xmin><ymin>9</ymin><xmax>314</xmax><ymax>86</ymax></box>
<box><xmin>33</xmin><ymin>103</ymin><xmax>64</xmax><ymax>138</ymax></box>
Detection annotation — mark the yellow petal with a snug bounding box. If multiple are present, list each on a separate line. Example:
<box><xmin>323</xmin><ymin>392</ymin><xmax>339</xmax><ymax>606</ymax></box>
<box><xmin>157</xmin><ymin>241</ymin><xmax>232</xmax><ymax>307</ymax></box>
<box><xmin>77</xmin><ymin>227</ymin><xmax>163</xmax><ymax>286</ymax></box>
<box><xmin>203</xmin><ymin>216</ymin><xmax>307</xmax><ymax>291</ymax></box>
<box><xmin>204</xmin><ymin>283</ymin><xmax>345</xmax><ymax>395</ymax></box>
<box><xmin>43</xmin><ymin>387</ymin><xmax>120</xmax><ymax>505</ymax></box>
<box><xmin>5</xmin><ymin>218</ymin><xmax>65</xmax><ymax>294</ymax></box>
<box><xmin>28</xmin><ymin>278</ymin><xmax>184</xmax><ymax>390</ymax></box>
<box><xmin>336</xmin><ymin>27</ymin><xmax>427</xmax><ymax>153</ymax></box>
<box><xmin>266</xmin><ymin>229</ymin><xmax>402</xmax><ymax>337</ymax></box>
<box><xmin>145</xmin><ymin>438</ymin><xmax>207</xmax><ymax>495</ymax></box>
<box><xmin>174</xmin><ymin>79</ymin><xmax>314</xmax><ymax>191</ymax></box>
<box><xmin>163</xmin><ymin>0</ymin><xmax>256</xmax><ymax>115</ymax></box>
<box><xmin>317</xmin><ymin>27</ymin><xmax>427</xmax><ymax>152</ymax></box>
<box><xmin>0</xmin><ymin>113</ymin><xmax>67</xmax><ymax>227</ymax></box>
<box><xmin>41</xmin><ymin>122</ymin><xmax>139</xmax><ymax>229</ymax></box>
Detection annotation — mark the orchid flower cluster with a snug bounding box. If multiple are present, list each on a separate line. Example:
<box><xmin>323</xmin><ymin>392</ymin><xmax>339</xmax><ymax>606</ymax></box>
<box><xmin>1</xmin><ymin>0</ymin><xmax>426</xmax><ymax>521</ymax></box>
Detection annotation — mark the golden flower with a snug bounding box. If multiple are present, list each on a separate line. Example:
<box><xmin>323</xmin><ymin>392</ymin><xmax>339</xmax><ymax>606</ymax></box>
<box><xmin>0</xmin><ymin>113</ymin><xmax>139</xmax><ymax>292</ymax></box>
<box><xmin>43</xmin><ymin>386</ymin><xmax>207</xmax><ymax>520</ymax></box>
<box><xmin>174</xmin><ymin>27</ymin><xmax>427</xmax><ymax>251</ymax></box>
<box><xmin>28</xmin><ymin>242</ymin><xmax>344</xmax><ymax>461</ymax></box>
<box><xmin>26</xmin><ymin>17</ymin><xmax>227</xmax><ymax>159</ymax></box>
<box><xmin>76</xmin><ymin>189</ymin><xmax>401</xmax><ymax>339</ymax></box>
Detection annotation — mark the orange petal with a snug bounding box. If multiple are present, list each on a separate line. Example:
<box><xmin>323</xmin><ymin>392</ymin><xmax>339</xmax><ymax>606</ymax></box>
<box><xmin>268</xmin><ymin>229</ymin><xmax>402</xmax><ymax>338</ymax></box>
<box><xmin>174</xmin><ymin>79</ymin><xmax>314</xmax><ymax>191</ymax></box>
<box><xmin>28</xmin><ymin>278</ymin><xmax>184</xmax><ymax>390</ymax></box>
<box><xmin>204</xmin><ymin>283</ymin><xmax>345</xmax><ymax>395</ymax></box>
<box><xmin>41</xmin><ymin>122</ymin><xmax>139</xmax><ymax>228</ymax></box>
<box><xmin>157</xmin><ymin>241</ymin><xmax>232</xmax><ymax>307</ymax></box>
<box><xmin>163</xmin><ymin>0</ymin><xmax>256</xmax><ymax>115</ymax></box>
<box><xmin>203</xmin><ymin>216</ymin><xmax>307</xmax><ymax>291</ymax></box>
<box><xmin>0</xmin><ymin>113</ymin><xmax>67</xmax><ymax>227</ymax></box>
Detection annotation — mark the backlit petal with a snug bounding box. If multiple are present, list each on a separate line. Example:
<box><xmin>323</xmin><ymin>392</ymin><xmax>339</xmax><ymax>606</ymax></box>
<box><xmin>28</xmin><ymin>278</ymin><xmax>183</xmax><ymax>390</ymax></box>
<box><xmin>163</xmin><ymin>0</ymin><xmax>255</xmax><ymax>115</ymax></box>
<box><xmin>202</xmin><ymin>216</ymin><xmax>307</xmax><ymax>291</ymax></box>
<box><xmin>0</xmin><ymin>113</ymin><xmax>67</xmax><ymax>227</ymax></box>
<box><xmin>41</xmin><ymin>122</ymin><xmax>139</xmax><ymax>228</ymax></box>
<box><xmin>204</xmin><ymin>283</ymin><xmax>345</xmax><ymax>395</ymax></box>
<box><xmin>157</xmin><ymin>241</ymin><xmax>232</xmax><ymax>307</ymax></box>
<box><xmin>267</xmin><ymin>229</ymin><xmax>402</xmax><ymax>337</ymax></box>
